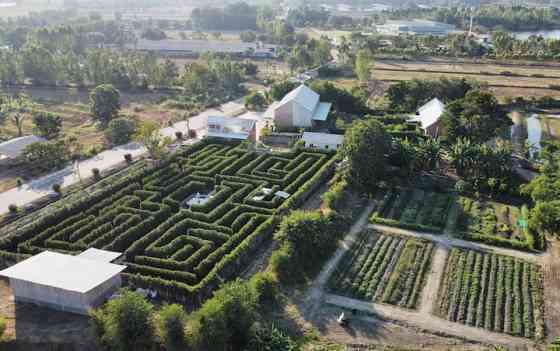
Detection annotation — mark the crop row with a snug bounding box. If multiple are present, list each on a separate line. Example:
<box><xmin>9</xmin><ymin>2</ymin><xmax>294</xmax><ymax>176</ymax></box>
<box><xmin>435</xmin><ymin>248</ymin><xmax>545</xmax><ymax>340</ymax></box>
<box><xmin>328</xmin><ymin>230</ymin><xmax>433</xmax><ymax>309</ymax></box>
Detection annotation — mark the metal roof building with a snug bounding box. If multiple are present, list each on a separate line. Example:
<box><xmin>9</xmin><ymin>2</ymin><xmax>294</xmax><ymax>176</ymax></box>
<box><xmin>206</xmin><ymin>116</ymin><xmax>257</xmax><ymax>140</ymax></box>
<box><xmin>0</xmin><ymin>250</ymin><xmax>126</xmax><ymax>315</ymax></box>
<box><xmin>410</xmin><ymin>98</ymin><xmax>445</xmax><ymax>138</ymax></box>
<box><xmin>302</xmin><ymin>132</ymin><xmax>344</xmax><ymax>150</ymax></box>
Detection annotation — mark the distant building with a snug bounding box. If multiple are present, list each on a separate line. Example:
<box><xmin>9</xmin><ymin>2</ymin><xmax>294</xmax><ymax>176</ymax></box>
<box><xmin>410</xmin><ymin>98</ymin><xmax>445</xmax><ymax>138</ymax></box>
<box><xmin>129</xmin><ymin>39</ymin><xmax>278</xmax><ymax>57</ymax></box>
<box><xmin>206</xmin><ymin>116</ymin><xmax>257</xmax><ymax>141</ymax></box>
<box><xmin>0</xmin><ymin>135</ymin><xmax>47</xmax><ymax>165</ymax></box>
<box><xmin>0</xmin><ymin>250</ymin><xmax>126</xmax><ymax>315</ymax></box>
<box><xmin>265</xmin><ymin>85</ymin><xmax>332</xmax><ymax>130</ymax></box>
<box><xmin>301</xmin><ymin>132</ymin><xmax>344</xmax><ymax>150</ymax></box>
<box><xmin>376</xmin><ymin>20</ymin><xmax>455</xmax><ymax>36</ymax></box>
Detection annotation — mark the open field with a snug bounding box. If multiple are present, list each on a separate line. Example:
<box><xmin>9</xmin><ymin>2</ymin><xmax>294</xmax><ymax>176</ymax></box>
<box><xmin>369</xmin><ymin>187</ymin><xmax>453</xmax><ymax>234</ymax></box>
<box><xmin>435</xmin><ymin>248</ymin><xmax>545</xmax><ymax>340</ymax></box>
<box><xmin>327</xmin><ymin>230</ymin><xmax>434</xmax><ymax>309</ymax></box>
<box><xmin>0</xmin><ymin>140</ymin><xmax>335</xmax><ymax>302</ymax></box>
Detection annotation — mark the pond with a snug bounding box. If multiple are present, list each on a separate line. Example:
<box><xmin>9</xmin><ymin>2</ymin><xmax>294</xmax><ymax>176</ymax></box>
<box><xmin>513</xmin><ymin>29</ymin><xmax>560</xmax><ymax>40</ymax></box>
<box><xmin>508</xmin><ymin>111</ymin><xmax>560</xmax><ymax>157</ymax></box>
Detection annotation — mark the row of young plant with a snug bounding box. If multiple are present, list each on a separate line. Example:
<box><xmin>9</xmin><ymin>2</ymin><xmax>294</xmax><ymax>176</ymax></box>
<box><xmin>369</xmin><ymin>186</ymin><xmax>453</xmax><ymax>233</ymax></box>
<box><xmin>327</xmin><ymin>230</ymin><xmax>434</xmax><ymax>309</ymax></box>
<box><xmin>454</xmin><ymin>197</ymin><xmax>543</xmax><ymax>252</ymax></box>
<box><xmin>435</xmin><ymin>248</ymin><xmax>545</xmax><ymax>340</ymax></box>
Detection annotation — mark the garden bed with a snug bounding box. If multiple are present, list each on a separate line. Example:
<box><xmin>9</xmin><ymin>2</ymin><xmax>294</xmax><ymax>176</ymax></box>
<box><xmin>369</xmin><ymin>187</ymin><xmax>453</xmax><ymax>234</ymax></box>
<box><xmin>435</xmin><ymin>248</ymin><xmax>545</xmax><ymax>340</ymax></box>
<box><xmin>327</xmin><ymin>230</ymin><xmax>434</xmax><ymax>309</ymax></box>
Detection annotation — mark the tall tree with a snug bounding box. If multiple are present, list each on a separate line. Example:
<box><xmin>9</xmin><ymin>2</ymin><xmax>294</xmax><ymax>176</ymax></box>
<box><xmin>339</xmin><ymin>118</ymin><xmax>390</xmax><ymax>191</ymax></box>
<box><xmin>89</xmin><ymin>84</ymin><xmax>121</xmax><ymax>126</ymax></box>
<box><xmin>355</xmin><ymin>49</ymin><xmax>374</xmax><ymax>83</ymax></box>
<box><xmin>135</xmin><ymin>121</ymin><xmax>172</xmax><ymax>160</ymax></box>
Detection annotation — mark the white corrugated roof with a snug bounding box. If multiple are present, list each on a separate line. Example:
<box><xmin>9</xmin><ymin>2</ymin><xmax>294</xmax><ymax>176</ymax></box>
<box><xmin>0</xmin><ymin>251</ymin><xmax>126</xmax><ymax>293</ymax></box>
<box><xmin>411</xmin><ymin>98</ymin><xmax>445</xmax><ymax>130</ymax></box>
<box><xmin>0</xmin><ymin>135</ymin><xmax>47</xmax><ymax>159</ymax></box>
<box><xmin>302</xmin><ymin>132</ymin><xmax>344</xmax><ymax>145</ymax></box>
<box><xmin>207</xmin><ymin>116</ymin><xmax>255</xmax><ymax>140</ymax></box>
<box><xmin>312</xmin><ymin>102</ymin><xmax>332</xmax><ymax>121</ymax></box>
<box><xmin>279</xmin><ymin>85</ymin><xmax>320</xmax><ymax>112</ymax></box>
<box><xmin>77</xmin><ymin>248</ymin><xmax>122</xmax><ymax>263</ymax></box>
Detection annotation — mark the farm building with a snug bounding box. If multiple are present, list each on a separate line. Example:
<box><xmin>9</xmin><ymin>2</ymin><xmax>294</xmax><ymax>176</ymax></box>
<box><xmin>410</xmin><ymin>98</ymin><xmax>445</xmax><ymax>138</ymax></box>
<box><xmin>265</xmin><ymin>85</ymin><xmax>332</xmax><ymax>130</ymax></box>
<box><xmin>0</xmin><ymin>250</ymin><xmax>126</xmax><ymax>315</ymax></box>
<box><xmin>301</xmin><ymin>132</ymin><xmax>344</xmax><ymax>150</ymax></box>
<box><xmin>0</xmin><ymin>135</ymin><xmax>46</xmax><ymax>165</ymax></box>
<box><xmin>206</xmin><ymin>116</ymin><xmax>257</xmax><ymax>141</ymax></box>
<box><xmin>376</xmin><ymin>20</ymin><xmax>455</xmax><ymax>36</ymax></box>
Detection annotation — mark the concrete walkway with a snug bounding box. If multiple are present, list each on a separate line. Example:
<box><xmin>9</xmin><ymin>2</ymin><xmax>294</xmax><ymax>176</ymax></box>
<box><xmin>0</xmin><ymin>99</ymin><xmax>247</xmax><ymax>215</ymax></box>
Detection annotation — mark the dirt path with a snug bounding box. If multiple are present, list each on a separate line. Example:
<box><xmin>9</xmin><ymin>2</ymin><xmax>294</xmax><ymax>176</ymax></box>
<box><xmin>418</xmin><ymin>244</ymin><xmax>449</xmax><ymax>315</ymax></box>
<box><xmin>303</xmin><ymin>203</ymin><xmax>376</xmax><ymax>318</ymax></box>
<box><xmin>324</xmin><ymin>294</ymin><xmax>539</xmax><ymax>350</ymax></box>
<box><xmin>542</xmin><ymin>240</ymin><xmax>560</xmax><ymax>343</ymax></box>
<box><xmin>369</xmin><ymin>224</ymin><xmax>543</xmax><ymax>262</ymax></box>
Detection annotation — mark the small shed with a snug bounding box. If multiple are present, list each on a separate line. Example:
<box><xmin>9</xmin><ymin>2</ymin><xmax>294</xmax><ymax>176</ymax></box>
<box><xmin>410</xmin><ymin>98</ymin><xmax>445</xmax><ymax>138</ymax></box>
<box><xmin>0</xmin><ymin>250</ymin><xmax>126</xmax><ymax>315</ymax></box>
<box><xmin>301</xmin><ymin>132</ymin><xmax>344</xmax><ymax>150</ymax></box>
<box><xmin>206</xmin><ymin>116</ymin><xmax>256</xmax><ymax>141</ymax></box>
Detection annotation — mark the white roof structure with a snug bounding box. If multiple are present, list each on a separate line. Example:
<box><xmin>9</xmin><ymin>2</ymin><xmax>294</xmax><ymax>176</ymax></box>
<box><xmin>411</xmin><ymin>98</ymin><xmax>445</xmax><ymax>130</ymax></box>
<box><xmin>0</xmin><ymin>251</ymin><xmax>126</xmax><ymax>293</ymax></box>
<box><xmin>0</xmin><ymin>135</ymin><xmax>46</xmax><ymax>160</ymax></box>
<box><xmin>207</xmin><ymin>116</ymin><xmax>256</xmax><ymax>140</ymax></box>
<box><xmin>77</xmin><ymin>248</ymin><xmax>122</xmax><ymax>263</ymax></box>
<box><xmin>302</xmin><ymin>132</ymin><xmax>344</xmax><ymax>146</ymax></box>
<box><xmin>279</xmin><ymin>85</ymin><xmax>320</xmax><ymax>112</ymax></box>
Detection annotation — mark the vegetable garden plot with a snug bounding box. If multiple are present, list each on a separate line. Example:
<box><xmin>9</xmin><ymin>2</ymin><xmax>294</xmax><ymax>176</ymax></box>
<box><xmin>451</xmin><ymin>197</ymin><xmax>543</xmax><ymax>252</ymax></box>
<box><xmin>328</xmin><ymin>230</ymin><xmax>434</xmax><ymax>309</ymax></box>
<box><xmin>369</xmin><ymin>187</ymin><xmax>453</xmax><ymax>233</ymax></box>
<box><xmin>435</xmin><ymin>248</ymin><xmax>545</xmax><ymax>340</ymax></box>
<box><xmin>0</xmin><ymin>140</ymin><xmax>336</xmax><ymax>304</ymax></box>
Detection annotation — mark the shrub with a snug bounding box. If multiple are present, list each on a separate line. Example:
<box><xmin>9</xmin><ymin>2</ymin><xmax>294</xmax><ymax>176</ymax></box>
<box><xmin>92</xmin><ymin>168</ymin><xmax>101</xmax><ymax>180</ymax></box>
<box><xmin>157</xmin><ymin>304</ymin><xmax>187</xmax><ymax>351</ymax></box>
<box><xmin>52</xmin><ymin>183</ymin><xmax>61</xmax><ymax>194</ymax></box>
<box><xmin>16</xmin><ymin>178</ymin><xmax>23</xmax><ymax>187</ymax></box>
<box><xmin>124</xmin><ymin>153</ymin><xmax>133</xmax><ymax>163</ymax></box>
<box><xmin>249</xmin><ymin>272</ymin><xmax>278</xmax><ymax>307</ymax></box>
<box><xmin>105</xmin><ymin>118</ymin><xmax>137</xmax><ymax>145</ymax></box>
<box><xmin>0</xmin><ymin>316</ymin><xmax>5</xmax><ymax>340</ymax></box>
<box><xmin>90</xmin><ymin>289</ymin><xmax>155</xmax><ymax>351</ymax></box>
<box><xmin>175</xmin><ymin>131</ymin><xmax>183</xmax><ymax>140</ymax></box>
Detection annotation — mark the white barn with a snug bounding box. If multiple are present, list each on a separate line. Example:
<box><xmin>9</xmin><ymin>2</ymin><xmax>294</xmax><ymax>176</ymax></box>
<box><xmin>265</xmin><ymin>85</ymin><xmax>332</xmax><ymax>130</ymax></box>
<box><xmin>302</xmin><ymin>132</ymin><xmax>344</xmax><ymax>150</ymax></box>
<box><xmin>0</xmin><ymin>250</ymin><xmax>126</xmax><ymax>315</ymax></box>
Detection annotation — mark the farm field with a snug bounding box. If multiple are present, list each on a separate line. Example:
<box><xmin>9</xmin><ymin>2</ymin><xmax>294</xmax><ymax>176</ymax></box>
<box><xmin>328</xmin><ymin>230</ymin><xmax>434</xmax><ymax>309</ymax></box>
<box><xmin>435</xmin><ymin>248</ymin><xmax>545</xmax><ymax>340</ymax></box>
<box><xmin>369</xmin><ymin>187</ymin><xmax>453</xmax><ymax>233</ymax></box>
<box><xmin>0</xmin><ymin>140</ymin><xmax>335</xmax><ymax>303</ymax></box>
<box><xmin>449</xmin><ymin>197</ymin><xmax>543</xmax><ymax>252</ymax></box>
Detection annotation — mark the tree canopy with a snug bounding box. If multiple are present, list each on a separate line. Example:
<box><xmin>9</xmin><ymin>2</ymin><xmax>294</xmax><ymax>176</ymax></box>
<box><xmin>89</xmin><ymin>84</ymin><xmax>121</xmax><ymax>126</ymax></box>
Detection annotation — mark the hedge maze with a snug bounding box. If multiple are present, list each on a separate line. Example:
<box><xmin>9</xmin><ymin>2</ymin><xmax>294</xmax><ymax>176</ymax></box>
<box><xmin>0</xmin><ymin>141</ymin><xmax>335</xmax><ymax>303</ymax></box>
<box><xmin>328</xmin><ymin>230</ymin><xmax>434</xmax><ymax>309</ymax></box>
<box><xmin>435</xmin><ymin>248</ymin><xmax>545</xmax><ymax>340</ymax></box>
<box><xmin>369</xmin><ymin>187</ymin><xmax>453</xmax><ymax>233</ymax></box>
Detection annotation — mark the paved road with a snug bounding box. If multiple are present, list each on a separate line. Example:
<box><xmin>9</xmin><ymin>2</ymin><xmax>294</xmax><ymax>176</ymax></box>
<box><xmin>0</xmin><ymin>99</ymin><xmax>247</xmax><ymax>215</ymax></box>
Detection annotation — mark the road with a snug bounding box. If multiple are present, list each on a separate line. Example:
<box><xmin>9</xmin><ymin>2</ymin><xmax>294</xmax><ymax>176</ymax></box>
<box><xmin>0</xmin><ymin>98</ymin><xmax>247</xmax><ymax>215</ymax></box>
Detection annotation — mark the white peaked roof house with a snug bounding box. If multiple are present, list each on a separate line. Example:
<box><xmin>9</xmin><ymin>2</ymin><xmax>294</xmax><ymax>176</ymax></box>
<box><xmin>0</xmin><ymin>250</ymin><xmax>126</xmax><ymax>315</ymax></box>
<box><xmin>410</xmin><ymin>98</ymin><xmax>445</xmax><ymax>138</ymax></box>
<box><xmin>265</xmin><ymin>85</ymin><xmax>332</xmax><ymax>130</ymax></box>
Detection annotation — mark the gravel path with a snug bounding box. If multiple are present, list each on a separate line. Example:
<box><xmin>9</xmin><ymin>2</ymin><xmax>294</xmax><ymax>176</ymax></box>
<box><xmin>368</xmin><ymin>224</ymin><xmax>542</xmax><ymax>262</ymax></box>
<box><xmin>325</xmin><ymin>294</ymin><xmax>538</xmax><ymax>349</ymax></box>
